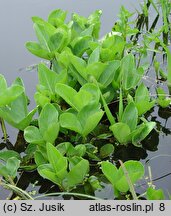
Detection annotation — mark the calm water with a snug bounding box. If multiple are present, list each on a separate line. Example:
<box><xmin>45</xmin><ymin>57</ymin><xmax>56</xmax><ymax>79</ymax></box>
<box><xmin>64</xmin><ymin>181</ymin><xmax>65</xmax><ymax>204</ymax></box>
<box><xmin>0</xmin><ymin>0</ymin><xmax>171</xmax><ymax>199</ymax></box>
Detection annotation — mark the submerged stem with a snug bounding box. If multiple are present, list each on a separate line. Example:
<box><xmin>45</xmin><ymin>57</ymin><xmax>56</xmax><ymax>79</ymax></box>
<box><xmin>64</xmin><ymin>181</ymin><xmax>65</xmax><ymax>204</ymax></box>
<box><xmin>0</xmin><ymin>118</ymin><xmax>7</xmax><ymax>141</ymax></box>
<box><xmin>34</xmin><ymin>192</ymin><xmax>102</xmax><ymax>200</ymax></box>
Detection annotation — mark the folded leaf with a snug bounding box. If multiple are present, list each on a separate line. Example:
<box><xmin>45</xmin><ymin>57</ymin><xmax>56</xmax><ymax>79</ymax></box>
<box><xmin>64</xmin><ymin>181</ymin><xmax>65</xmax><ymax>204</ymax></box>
<box><xmin>25</xmin><ymin>42</ymin><xmax>54</xmax><ymax>60</ymax></box>
<box><xmin>63</xmin><ymin>159</ymin><xmax>89</xmax><ymax>189</ymax></box>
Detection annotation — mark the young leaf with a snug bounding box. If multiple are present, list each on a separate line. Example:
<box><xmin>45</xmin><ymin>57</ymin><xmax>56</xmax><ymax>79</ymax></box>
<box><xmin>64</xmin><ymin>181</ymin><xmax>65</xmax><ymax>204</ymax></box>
<box><xmin>0</xmin><ymin>77</ymin><xmax>36</xmax><ymax>130</ymax></box>
<box><xmin>68</xmin><ymin>54</ymin><xmax>87</xmax><ymax>85</ymax></box>
<box><xmin>63</xmin><ymin>159</ymin><xmax>89</xmax><ymax>189</ymax></box>
<box><xmin>46</xmin><ymin>143</ymin><xmax>67</xmax><ymax>174</ymax></box>
<box><xmin>0</xmin><ymin>75</ymin><xmax>24</xmax><ymax>107</ymax></box>
<box><xmin>135</xmin><ymin>83</ymin><xmax>155</xmax><ymax>115</ymax></box>
<box><xmin>35</xmin><ymin>151</ymin><xmax>48</xmax><ymax>166</ymax></box>
<box><xmin>157</xmin><ymin>87</ymin><xmax>171</xmax><ymax>108</ymax></box>
<box><xmin>48</xmin><ymin>9</ymin><xmax>67</xmax><ymax>27</ymax></box>
<box><xmin>121</xmin><ymin>102</ymin><xmax>138</xmax><ymax>131</ymax></box>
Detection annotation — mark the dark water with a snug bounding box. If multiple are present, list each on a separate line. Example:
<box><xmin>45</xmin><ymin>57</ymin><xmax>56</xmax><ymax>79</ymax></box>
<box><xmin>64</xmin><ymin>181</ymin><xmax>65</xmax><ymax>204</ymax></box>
<box><xmin>0</xmin><ymin>0</ymin><xmax>171</xmax><ymax>199</ymax></box>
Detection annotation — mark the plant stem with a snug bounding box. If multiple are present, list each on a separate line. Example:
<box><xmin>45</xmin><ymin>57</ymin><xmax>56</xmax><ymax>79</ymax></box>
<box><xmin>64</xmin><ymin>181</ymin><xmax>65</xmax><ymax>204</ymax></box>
<box><xmin>0</xmin><ymin>181</ymin><xmax>34</xmax><ymax>200</ymax></box>
<box><xmin>34</xmin><ymin>192</ymin><xmax>102</xmax><ymax>200</ymax></box>
<box><xmin>0</xmin><ymin>118</ymin><xmax>7</xmax><ymax>141</ymax></box>
<box><xmin>119</xmin><ymin>160</ymin><xmax>138</xmax><ymax>200</ymax></box>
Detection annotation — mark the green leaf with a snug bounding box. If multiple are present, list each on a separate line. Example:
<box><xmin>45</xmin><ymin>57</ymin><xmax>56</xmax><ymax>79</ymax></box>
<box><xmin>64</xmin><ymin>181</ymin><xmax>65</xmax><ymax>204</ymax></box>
<box><xmin>6</xmin><ymin>157</ymin><xmax>20</xmax><ymax>178</ymax></box>
<box><xmin>86</xmin><ymin>62</ymin><xmax>107</xmax><ymax>81</ymax></box>
<box><xmin>99</xmin><ymin>60</ymin><xmax>120</xmax><ymax>88</ymax></box>
<box><xmin>0</xmin><ymin>75</ymin><xmax>24</xmax><ymax>107</ymax></box>
<box><xmin>34</xmin><ymin>92</ymin><xmax>51</xmax><ymax>107</ymax></box>
<box><xmin>100</xmin><ymin>144</ymin><xmax>114</xmax><ymax>159</ymax></box>
<box><xmin>0</xmin><ymin>77</ymin><xmax>36</xmax><ymax>130</ymax></box>
<box><xmin>24</xmin><ymin>126</ymin><xmax>44</xmax><ymax>145</ymax></box>
<box><xmin>72</xmin><ymin>36</ymin><xmax>92</xmax><ymax>57</ymax></box>
<box><xmin>131</xmin><ymin>122</ymin><xmax>156</xmax><ymax>146</ymax></box>
<box><xmin>88</xmin><ymin>176</ymin><xmax>102</xmax><ymax>190</ymax></box>
<box><xmin>38</xmin><ymin>63</ymin><xmax>67</xmax><ymax>96</ymax></box>
<box><xmin>33</xmin><ymin>21</ymin><xmax>56</xmax><ymax>51</ymax></box>
<box><xmin>49</xmin><ymin>26</ymin><xmax>70</xmax><ymax>52</ymax></box>
<box><xmin>46</xmin><ymin>143</ymin><xmax>67</xmax><ymax>174</ymax></box>
<box><xmin>60</xmin><ymin>112</ymin><xmax>82</xmax><ymax>134</ymax></box>
<box><xmin>101</xmin><ymin>161</ymin><xmax>118</xmax><ymax>186</ymax></box>
<box><xmin>0</xmin><ymin>150</ymin><xmax>21</xmax><ymax>162</ymax></box>
<box><xmin>48</xmin><ymin>9</ymin><xmax>67</xmax><ymax>27</ymax></box>
<box><xmin>37</xmin><ymin>164</ymin><xmax>61</xmax><ymax>186</ymax></box>
<box><xmin>75</xmin><ymin>145</ymin><xmax>86</xmax><ymax>157</ymax></box>
<box><xmin>78</xmin><ymin>104</ymin><xmax>104</xmax><ymax>137</ymax></box>
<box><xmin>56</xmin><ymin>83</ymin><xmax>99</xmax><ymax>112</ymax></box>
<box><xmin>87</xmin><ymin>10</ymin><xmax>102</xmax><ymax>38</ymax></box>
<box><xmin>167</xmin><ymin>48</ymin><xmax>171</xmax><ymax>89</ymax></box>
<box><xmin>135</xmin><ymin>83</ymin><xmax>150</xmax><ymax>103</ymax></box>
<box><xmin>146</xmin><ymin>188</ymin><xmax>165</xmax><ymax>200</ymax></box>
<box><xmin>25</xmin><ymin>42</ymin><xmax>54</xmax><ymax>60</ymax></box>
<box><xmin>135</xmin><ymin>83</ymin><xmax>155</xmax><ymax>115</ymax></box>
<box><xmin>68</xmin><ymin>54</ymin><xmax>87</xmax><ymax>85</ymax></box>
<box><xmin>35</xmin><ymin>151</ymin><xmax>48</xmax><ymax>166</ymax></box>
<box><xmin>38</xmin><ymin>104</ymin><xmax>59</xmax><ymax>143</ymax></box>
<box><xmin>157</xmin><ymin>87</ymin><xmax>171</xmax><ymax>108</ymax></box>
<box><xmin>56</xmin><ymin>83</ymin><xmax>78</xmax><ymax>110</ymax></box>
<box><xmin>110</xmin><ymin>122</ymin><xmax>131</xmax><ymax>144</ymax></box>
<box><xmin>121</xmin><ymin>102</ymin><xmax>138</xmax><ymax>131</ymax></box>
<box><xmin>121</xmin><ymin>54</ymin><xmax>144</xmax><ymax>90</ymax></box>
<box><xmin>63</xmin><ymin>159</ymin><xmax>89</xmax><ymax>189</ymax></box>
<box><xmin>115</xmin><ymin>160</ymin><xmax>144</xmax><ymax>192</ymax></box>
<box><xmin>88</xmin><ymin>47</ymin><xmax>100</xmax><ymax>64</ymax></box>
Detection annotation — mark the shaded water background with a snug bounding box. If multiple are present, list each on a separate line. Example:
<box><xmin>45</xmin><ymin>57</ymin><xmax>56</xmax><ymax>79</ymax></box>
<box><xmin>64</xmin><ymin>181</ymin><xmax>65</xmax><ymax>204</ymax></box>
<box><xmin>0</xmin><ymin>0</ymin><xmax>171</xmax><ymax>199</ymax></box>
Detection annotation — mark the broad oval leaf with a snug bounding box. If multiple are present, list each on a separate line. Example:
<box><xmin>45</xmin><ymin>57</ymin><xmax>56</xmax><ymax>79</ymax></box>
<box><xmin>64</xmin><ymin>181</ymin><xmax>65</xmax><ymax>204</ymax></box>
<box><xmin>115</xmin><ymin>160</ymin><xmax>145</xmax><ymax>192</ymax></box>
<box><xmin>101</xmin><ymin>161</ymin><xmax>118</xmax><ymax>186</ymax></box>
<box><xmin>110</xmin><ymin>122</ymin><xmax>131</xmax><ymax>144</ymax></box>
<box><xmin>24</xmin><ymin>126</ymin><xmax>44</xmax><ymax>145</ymax></box>
<box><xmin>38</xmin><ymin>103</ymin><xmax>59</xmax><ymax>143</ymax></box>
<box><xmin>100</xmin><ymin>144</ymin><xmax>114</xmax><ymax>159</ymax></box>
